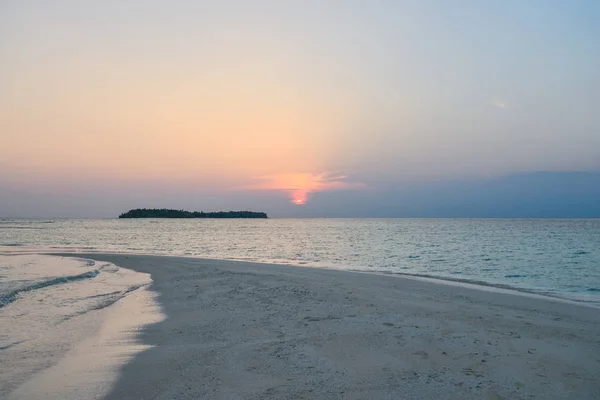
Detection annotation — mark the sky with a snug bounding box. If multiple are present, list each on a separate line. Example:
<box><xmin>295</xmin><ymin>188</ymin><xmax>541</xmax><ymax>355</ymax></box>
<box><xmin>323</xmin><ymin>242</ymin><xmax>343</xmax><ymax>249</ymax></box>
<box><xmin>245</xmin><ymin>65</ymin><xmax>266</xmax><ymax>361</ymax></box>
<box><xmin>1</xmin><ymin>1</ymin><xmax>599</xmax><ymax>217</ymax></box>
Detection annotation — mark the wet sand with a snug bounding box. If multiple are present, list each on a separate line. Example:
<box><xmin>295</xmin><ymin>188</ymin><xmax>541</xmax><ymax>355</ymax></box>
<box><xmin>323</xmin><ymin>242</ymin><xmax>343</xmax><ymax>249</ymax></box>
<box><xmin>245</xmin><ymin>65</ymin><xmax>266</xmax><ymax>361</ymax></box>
<box><xmin>1</xmin><ymin>255</ymin><xmax>162</xmax><ymax>400</ymax></box>
<box><xmin>72</xmin><ymin>254</ymin><xmax>600</xmax><ymax>399</ymax></box>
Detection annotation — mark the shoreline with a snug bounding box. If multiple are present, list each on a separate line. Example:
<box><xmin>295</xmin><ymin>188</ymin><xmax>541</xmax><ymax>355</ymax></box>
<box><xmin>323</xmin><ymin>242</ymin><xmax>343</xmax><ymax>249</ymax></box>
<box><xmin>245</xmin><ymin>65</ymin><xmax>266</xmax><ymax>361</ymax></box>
<box><xmin>33</xmin><ymin>249</ymin><xmax>599</xmax><ymax>307</ymax></box>
<box><xmin>3</xmin><ymin>232</ymin><xmax>598</xmax><ymax>307</ymax></box>
<box><xmin>60</xmin><ymin>253</ymin><xmax>600</xmax><ymax>399</ymax></box>
<box><xmin>359</xmin><ymin>269</ymin><xmax>600</xmax><ymax>309</ymax></box>
<box><xmin>8</xmin><ymin>285</ymin><xmax>162</xmax><ymax>400</ymax></box>
<box><xmin>1</xmin><ymin>255</ymin><xmax>163</xmax><ymax>400</ymax></box>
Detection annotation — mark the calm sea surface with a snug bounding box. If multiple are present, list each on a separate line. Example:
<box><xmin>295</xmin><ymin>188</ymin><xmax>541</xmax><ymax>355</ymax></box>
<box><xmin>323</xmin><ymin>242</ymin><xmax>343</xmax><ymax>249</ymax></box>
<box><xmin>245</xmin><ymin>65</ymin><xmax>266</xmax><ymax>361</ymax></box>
<box><xmin>1</xmin><ymin>218</ymin><xmax>599</xmax><ymax>304</ymax></box>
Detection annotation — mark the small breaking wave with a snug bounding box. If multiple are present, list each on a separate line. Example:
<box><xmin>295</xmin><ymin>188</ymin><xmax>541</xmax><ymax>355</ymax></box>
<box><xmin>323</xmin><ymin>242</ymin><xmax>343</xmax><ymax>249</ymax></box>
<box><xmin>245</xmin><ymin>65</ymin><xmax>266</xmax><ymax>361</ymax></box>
<box><xmin>59</xmin><ymin>283</ymin><xmax>148</xmax><ymax>322</ymax></box>
<box><xmin>0</xmin><ymin>269</ymin><xmax>100</xmax><ymax>308</ymax></box>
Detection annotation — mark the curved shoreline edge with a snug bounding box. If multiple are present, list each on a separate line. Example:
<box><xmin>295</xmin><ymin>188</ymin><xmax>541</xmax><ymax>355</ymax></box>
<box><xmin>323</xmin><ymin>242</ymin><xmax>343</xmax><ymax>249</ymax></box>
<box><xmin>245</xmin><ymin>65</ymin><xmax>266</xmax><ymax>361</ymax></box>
<box><xmin>2</xmin><ymin>255</ymin><xmax>164</xmax><ymax>400</ymax></box>
<box><xmin>42</xmin><ymin>251</ymin><xmax>600</xmax><ymax>308</ymax></box>
<box><xmin>358</xmin><ymin>269</ymin><xmax>600</xmax><ymax>309</ymax></box>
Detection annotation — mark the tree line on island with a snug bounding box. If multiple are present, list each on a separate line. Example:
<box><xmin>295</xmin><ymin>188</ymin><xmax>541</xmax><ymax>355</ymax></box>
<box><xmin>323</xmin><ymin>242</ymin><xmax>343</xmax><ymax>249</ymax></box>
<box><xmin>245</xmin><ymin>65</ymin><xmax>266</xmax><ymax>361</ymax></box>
<box><xmin>119</xmin><ymin>208</ymin><xmax>268</xmax><ymax>219</ymax></box>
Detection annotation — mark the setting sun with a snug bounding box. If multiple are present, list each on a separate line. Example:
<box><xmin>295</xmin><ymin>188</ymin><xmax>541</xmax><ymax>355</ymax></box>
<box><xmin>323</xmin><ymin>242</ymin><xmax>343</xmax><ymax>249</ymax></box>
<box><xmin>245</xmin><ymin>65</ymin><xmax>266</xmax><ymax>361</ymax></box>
<box><xmin>246</xmin><ymin>173</ymin><xmax>364</xmax><ymax>206</ymax></box>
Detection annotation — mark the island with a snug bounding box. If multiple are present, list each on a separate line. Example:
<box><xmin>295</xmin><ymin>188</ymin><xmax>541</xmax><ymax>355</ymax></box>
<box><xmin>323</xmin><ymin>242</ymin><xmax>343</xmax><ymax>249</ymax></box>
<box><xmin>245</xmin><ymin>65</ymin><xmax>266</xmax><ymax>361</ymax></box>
<box><xmin>118</xmin><ymin>208</ymin><xmax>268</xmax><ymax>219</ymax></box>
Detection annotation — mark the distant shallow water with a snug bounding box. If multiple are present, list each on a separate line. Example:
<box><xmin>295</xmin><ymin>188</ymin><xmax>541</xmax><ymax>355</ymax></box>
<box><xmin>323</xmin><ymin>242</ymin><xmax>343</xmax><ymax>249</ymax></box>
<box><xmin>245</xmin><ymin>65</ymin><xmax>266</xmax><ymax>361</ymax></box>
<box><xmin>1</xmin><ymin>218</ymin><xmax>599</xmax><ymax>304</ymax></box>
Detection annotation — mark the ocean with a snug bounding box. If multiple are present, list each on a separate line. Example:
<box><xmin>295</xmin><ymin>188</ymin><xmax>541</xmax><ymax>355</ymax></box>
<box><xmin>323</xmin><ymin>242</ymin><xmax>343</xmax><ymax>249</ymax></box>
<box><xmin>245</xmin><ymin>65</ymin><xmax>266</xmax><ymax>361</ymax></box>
<box><xmin>2</xmin><ymin>218</ymin><xmax>599</xmax><ymax>304</ymax></box>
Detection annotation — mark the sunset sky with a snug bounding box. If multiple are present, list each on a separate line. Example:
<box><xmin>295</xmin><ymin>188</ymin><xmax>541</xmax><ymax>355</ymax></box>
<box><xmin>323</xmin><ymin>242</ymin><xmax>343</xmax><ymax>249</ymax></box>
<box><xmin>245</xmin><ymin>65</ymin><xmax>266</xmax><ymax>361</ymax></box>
<box><xmin>1</xmin><ymin>1</ymin><xmax>599</xmax><ymax>217</ymax></box>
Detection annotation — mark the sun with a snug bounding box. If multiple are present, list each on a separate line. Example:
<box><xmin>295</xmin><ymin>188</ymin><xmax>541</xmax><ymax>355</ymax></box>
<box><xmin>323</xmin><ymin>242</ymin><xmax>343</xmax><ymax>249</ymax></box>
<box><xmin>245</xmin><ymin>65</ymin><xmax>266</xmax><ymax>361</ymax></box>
<box><xmin>245</xmin><ymin>172</ymin><xmax>364</xmax><ymax>207</ymax></box>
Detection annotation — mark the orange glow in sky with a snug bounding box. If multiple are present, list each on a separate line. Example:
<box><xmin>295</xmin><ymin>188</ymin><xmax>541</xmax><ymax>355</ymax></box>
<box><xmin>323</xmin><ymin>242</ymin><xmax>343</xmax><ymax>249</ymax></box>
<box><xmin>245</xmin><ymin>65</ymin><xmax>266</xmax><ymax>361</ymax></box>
<box><xmin>247</xmin><ymin>173</ymin><xmax>364</xmax><ymax>205</ymax></box>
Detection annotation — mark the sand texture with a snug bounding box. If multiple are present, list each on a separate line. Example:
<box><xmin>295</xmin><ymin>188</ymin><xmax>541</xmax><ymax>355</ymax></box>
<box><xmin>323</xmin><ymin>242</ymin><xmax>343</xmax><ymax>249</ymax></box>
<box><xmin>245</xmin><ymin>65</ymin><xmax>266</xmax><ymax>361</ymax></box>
<box><xmin>67</xmin><ymin>254</ymin><xmax>600</xmax><ymax>399</ymax></box>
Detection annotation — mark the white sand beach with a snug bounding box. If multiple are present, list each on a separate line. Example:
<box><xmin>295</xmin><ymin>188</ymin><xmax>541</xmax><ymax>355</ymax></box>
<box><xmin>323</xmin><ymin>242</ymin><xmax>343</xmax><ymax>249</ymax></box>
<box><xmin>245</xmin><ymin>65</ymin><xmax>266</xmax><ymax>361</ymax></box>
<box><xmin>40</xmin><ymin>254</ymin><xmax>600</xmax><ymax>400</ymax></box>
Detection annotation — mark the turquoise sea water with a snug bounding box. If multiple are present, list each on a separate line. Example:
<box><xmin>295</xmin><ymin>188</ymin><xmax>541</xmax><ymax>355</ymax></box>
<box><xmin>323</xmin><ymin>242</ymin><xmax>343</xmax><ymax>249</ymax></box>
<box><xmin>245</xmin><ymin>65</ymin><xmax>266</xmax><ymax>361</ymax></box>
<box><xmin>1</xmin><ymin>218</ymin><xmax>599</xmax><ymax>304</ymax></box>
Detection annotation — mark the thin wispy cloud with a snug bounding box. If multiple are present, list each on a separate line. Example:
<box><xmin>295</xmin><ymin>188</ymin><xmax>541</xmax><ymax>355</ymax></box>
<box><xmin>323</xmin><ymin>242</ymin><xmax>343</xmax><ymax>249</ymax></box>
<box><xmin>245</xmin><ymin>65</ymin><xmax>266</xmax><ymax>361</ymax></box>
<box><xmin>489</xmin><ymin>99</ymin><xmax>511</xmax><ymax>110</ymax></box>
<box><xmin>246</xmin><ymin>173</ymin><xmax>364</xmax><ymax>205</ymax></box>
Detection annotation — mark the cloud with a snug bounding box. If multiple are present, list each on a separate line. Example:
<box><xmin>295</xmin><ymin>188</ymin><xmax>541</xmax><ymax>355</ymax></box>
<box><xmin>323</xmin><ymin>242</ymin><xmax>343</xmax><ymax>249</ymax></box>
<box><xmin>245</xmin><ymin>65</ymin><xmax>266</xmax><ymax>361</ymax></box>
<box><xmin>489</xmin><ymin>99</ymin><xmax>511</xmax><ymax>110</ymax></box>
<box><xmin>245</xmin><ymin>172</ymin><xmax>365</xmax><ymax>205</ymax></box>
